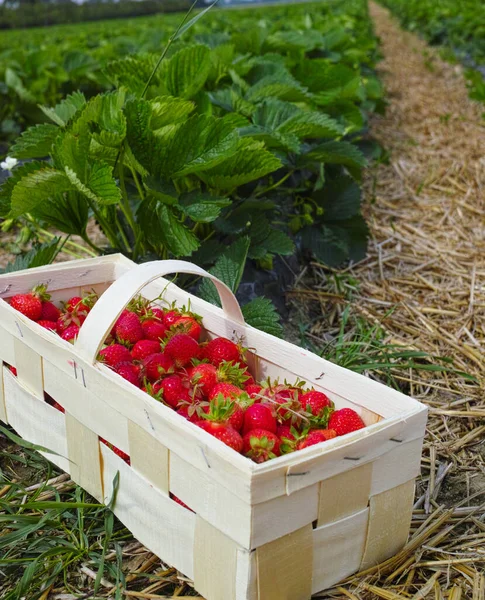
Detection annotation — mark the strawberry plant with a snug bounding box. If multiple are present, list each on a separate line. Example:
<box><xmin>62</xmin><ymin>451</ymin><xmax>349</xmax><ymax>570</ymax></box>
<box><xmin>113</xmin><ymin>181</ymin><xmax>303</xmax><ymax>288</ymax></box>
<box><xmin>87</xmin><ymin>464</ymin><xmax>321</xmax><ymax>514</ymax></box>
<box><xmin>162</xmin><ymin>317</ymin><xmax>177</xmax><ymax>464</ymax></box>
<box><xmin>1</xmin><ymin>0</ymin><xmax>384</xmax><ymax>296</ymax></box>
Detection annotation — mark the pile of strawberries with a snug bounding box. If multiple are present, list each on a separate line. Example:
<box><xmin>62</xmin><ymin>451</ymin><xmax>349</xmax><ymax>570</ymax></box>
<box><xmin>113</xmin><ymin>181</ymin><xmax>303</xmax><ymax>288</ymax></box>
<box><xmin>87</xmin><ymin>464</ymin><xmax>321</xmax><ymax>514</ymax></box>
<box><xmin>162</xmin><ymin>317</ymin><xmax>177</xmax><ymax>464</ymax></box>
<box><xmin>8</xmin><ymin>286</ymin><xmax>366</xmax><ymax>464</ymax></box>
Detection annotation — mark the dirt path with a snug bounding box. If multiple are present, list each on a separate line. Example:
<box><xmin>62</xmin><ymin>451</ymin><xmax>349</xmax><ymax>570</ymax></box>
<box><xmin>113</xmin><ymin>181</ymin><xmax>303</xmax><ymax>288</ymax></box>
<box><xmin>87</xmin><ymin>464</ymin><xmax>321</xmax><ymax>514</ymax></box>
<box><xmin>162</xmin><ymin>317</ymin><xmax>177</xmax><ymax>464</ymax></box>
<box><xmin>313</xmin><ymin>4</ymin><xmax>485</xmax><ymax>598</ymax></box>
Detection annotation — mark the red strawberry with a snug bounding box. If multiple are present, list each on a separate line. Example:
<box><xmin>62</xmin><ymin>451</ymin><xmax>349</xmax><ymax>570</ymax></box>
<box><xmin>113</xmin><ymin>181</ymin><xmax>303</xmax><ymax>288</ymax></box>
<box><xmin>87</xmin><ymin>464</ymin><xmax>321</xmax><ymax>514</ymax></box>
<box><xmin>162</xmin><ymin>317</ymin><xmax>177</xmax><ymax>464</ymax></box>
<box><xmin>131</xmin><ymin>340</ymin><xmax>161</xmax><ymax>361</ymax></box>
<box><xmin>143</xmin><ymin>353</ymin><xmax>174</xmax><ymax>382</ymax></box>
<box><xmin>200</xmin><ymin>394</ymin><xmax>249</xmax><ymax>433</ymax></box>
<box><xmin>208</xmin><ymin>382</ymin><xmax>243</xmax><ymax>402</ymax></box>
<box><xmin>243</xmin><ymin>429</ymin><xmax>281</xmax><ymax>463</ymax></box>
<box><xmin>197</xmin><ymin>421</ymin><xmax>243</xmax><ymax>452</ymax></box>
<box><xmin>164</xmin><ymin>334</ymin><xmax>199</xmax><ymax>368</ymax></box>
<box><xmin>115</xmin><ymin>362</ymin><xmax>141</xmax><ymax>387</ymax></box>
<box><xmin>188</xmin><ymin>363</ymin><xmax>218</xmax><ymax>397</ymax></box>
<box><xmin>170</xmin><ymin>492</ymin><xmax>194</xmax><ymax>512</ymax></box>
<box><xmin>52</xmin><ymin>401</ymin><xmax>65</xmax><ymax>413</ymax></box>
<box><xmin>114</xmin><ymin>311</ymin><xmax>144</xmax><ymax>346</ymax></box>
<box><xmin>177</xmin><ymin>403</ymin><xmax>205</xmax><ymax>423</ymax></box>
<box><xmin>10</xmin><ymin>293</ymin><xmax>43</xmax><ymax>320</ymax></box>
<box><xmin>142</xmin><ymin>319</ymin><xmax>167</xmax><ymax>342</ymax></box>
<box><xmin>203</xmin><ymin>337</ymin><xmax>242</xmax><ymax>366</ymax></box>
<box><xmin>243</xmin><ymin>404</ymin><xmax>277</xmax><ymax>435</ymax></box>
<box><xmin>328</xmin><ymin>409</ymin><xmax>365</xmax><ymax>436</ymax></box>
<box><xmin>99</xmin><ymin>344</ymin><xmax>133</xmax><ymax>368</ymax></box>
<box><xmin>8</xmin><ymin>365</ymin><xmax>17</xmax><ymax>376</ymax></box>
<box><xmin>65</xmin><ymin>294</ymin><xmax>96</xmax><ymax>314</ymax></box>
<box><xmin>263</xmin><ymin>383</ymin><xmax>303</xmax><ymax>424</ymax></box>
<box><xmin>164</xmin><ymin>309</ymin><xmax>181</xmax><ymax>327</ymax></box>
<box><xmin>300</xmin><ymin>390</ymin><xmax>333</xmax><ymax>416</ymax></box>
<box><xmin>149</xmin><ymin>307</ymin><xmax>165</xmax><ymax>321</ymax></box>
<box><xmin>37</xmin><ymin>320</ymin><xmax>57</xmax><ymax>331</ymax></box>
<box><xmin>158</xmin><ymin>374</ymin><xmax>190</xmax><ymax>408</ymax></box>
<box><xmin>40</xmin><ymin>301</ymin><xmax>61</xmax><ymax>322</ymax></box>
<box><xmin>171</xmin><ymin>316</ymin><xmax>202</xmax><ymax>341</ymax></box>
<box><xmin>216</xmin><ymin>360</ymin><xmax>251</xmax><ymax>388</ymax></box>
<box><xmin>246</xmin><ymin>383</ymin><xmax>263</xmax><ymax>399</ymax></box>
<box><xmin>56</xmin><ymin>310</ymin><xmax>87</xmax><ymax>333</ymax></box>
<box><xmin>61</xmin><ymin>325</ymin><xmax>79</xmax><ymax>342</ymax></box>
<box><xmin>297</xmin><ymin>429</ymin><xmax>336</xmax><ymax>450</ymax></box>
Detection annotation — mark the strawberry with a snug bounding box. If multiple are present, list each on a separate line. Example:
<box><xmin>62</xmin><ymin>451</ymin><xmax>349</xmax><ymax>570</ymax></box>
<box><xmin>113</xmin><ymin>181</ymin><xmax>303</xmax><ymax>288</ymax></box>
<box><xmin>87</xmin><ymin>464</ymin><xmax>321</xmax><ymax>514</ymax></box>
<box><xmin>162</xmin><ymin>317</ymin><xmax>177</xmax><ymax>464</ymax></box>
<box><xmin>61</xmin><ymin>325</ymin><xmax>79</xmax><ymax>342</ymax></box>
<box><xmin>300</xmin><ymin>390</ymin><xmax>333</xmax><ymax>416</ymax></box>
<box><xmin>203</xmin><ymin>337</ymin><xmax>242</xmax><ymax>366</ymax></box>
<box><xmin>328</xmin><ymin>409</ymin><xmax>365</xmax><ymax>436</ymax></box>
<box><xmin>40</xmin><ymin>301</ymin><xmax>61</xmax><ymax>322</ymax></box>
<box><xmin>263</xmin><ymin>383</ymin><xmax>303</xmax><ymax>424</ymax></box>
<box><xmin>131</xmin><ymin>339</ymin><xmax>161</xmax><ymax>361</ymax></box>
<box><xmin>157</xmin><ymin>374</ymin><xmax>190</xmax><ymax>408</ymax></box>
<box><xmin>8</xmin><ymin>365</ymin><xmax>17</xmax><ymax>376</ymax></box>
<box><xmin>98</xmin><ymin>344</ymin><xmax>133</xmax><ymax>368</ymax></box>
<box><xmin>297</xmin><ymin>429</ymin><xmax>336</xmax><ymax>450</ymax></box>
<box><xmin>177</xmin><ymin>403</ymin><xmax>205</xmax><ymax>423</ymax></box>
<box><xmin>37</xmin><ymin>320</ymin><xmax>57</xmax><ymax>331</ymax></box>
<box><xmin>143</xmin><ymin>353</ymin><xmax>174</xmax><ymax>382</ymax></box>
<box><xmin>243</xmin><ymin>429</ymin><xmax>281</xmax><ymax>463</ymax></box>
<box><xmin>141</xmin><ymin>319</ymin><xmax>167</xmax><ymax>342</ymax></box>
<box><xmin>277</xmin><ymin>424</ymin><xmax>298</xmax><ymax>454</ymax></box>
<box><xmin>208</xmin><ymin>382</ymin><xmax>243</xmax><ymax>402</ymax></box>
<box><xmin>115</xmin><ymin>362</ymin><xmax>141</xmax><ymax>387</ymax></box>
<box><xmin>164</xmin><ymin>309</ymin><xmax>181</xmax><ymax>327</ymax></box>
<box><xmin>114</xmin><ymin>311</ymin><xmax>144</xmax><ymax>346</ymax></box>
<box><xmin>52</xmin><ymin>401</ymin><xmax>65</xmax><ymax>414</ymax></box>
<box><xmin>197</xmin><ymin>421</ymin><xmax>243</xmax><ymax>452</ymax></box>
<box><xmin>170</xmin><ymin>492</ymin><xmax>194</xmax><ymax>512</ymax></box>
<box><xmin>200</xmin><ymin>394</ymin><xmax>249</xmax><ymax>432</ymax></box>
<box><xmin>243</xmin><ymin>404</ymin><xmax>277</xmax><ymax>435</ymax></box>
<box><xmin>164</xmin><ymin>334</ymin><xmax>199</xmax><ymax>368</ymax></box>
<box><xmin>56</xmin><ymin>308</ymin><xmax>87</xmax><ymax>333</ymax></box>
<box><xmin>170</xmin><ymin>316</ymin><xmax>202</xmax><ymax>341</ymax></box>
<box><xmin>188</xmin><ymin>363</ymin><xmax>218</xmax><ymax>397</ymax></box>
<box><xmin>216</xmin><ymin>360</ymin><xmax>251</xmax><ymax>388</ymax></box>
<box><xmin>65</xmin><ymin>293</ymin><xmax>96</xmax><ymax>314</ymax></box>
<box><xmin>10</xmin><ymin>292</ymin><xmax>43</xmax><ymax>320</ymax></box>
<box><xmin>149</xmin><ymin>307</ymin><xmax>165</xmax><ymax>321</ymax></box>
<box><xmin>245</xmin><ymin>383</ymin><xmax>263</xmax><ymax>399</ymax></box>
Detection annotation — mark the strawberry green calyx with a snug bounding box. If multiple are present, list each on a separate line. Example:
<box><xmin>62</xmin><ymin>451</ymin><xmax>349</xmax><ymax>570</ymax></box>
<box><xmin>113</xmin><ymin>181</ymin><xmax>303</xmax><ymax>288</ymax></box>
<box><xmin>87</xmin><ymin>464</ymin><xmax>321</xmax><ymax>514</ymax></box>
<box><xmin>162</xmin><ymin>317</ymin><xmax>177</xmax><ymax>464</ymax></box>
<box><xmin>303</xmin><ymin>405</ymin><xmax>335</xmax><ymax>430</ymax></box>
<box><xmin>201</xmin><ymin>395</ymin><xmax>238</xmax><ymax>423</ymax></box>
<box><xmin>217</xmin><ymin>360</ymin><xmax>251</xmax><ymax>388</ymax></box>
<box><xmin>31</xmin><ymin>284</ymin><xmax>51</xmax><ymax>302</ymax></box>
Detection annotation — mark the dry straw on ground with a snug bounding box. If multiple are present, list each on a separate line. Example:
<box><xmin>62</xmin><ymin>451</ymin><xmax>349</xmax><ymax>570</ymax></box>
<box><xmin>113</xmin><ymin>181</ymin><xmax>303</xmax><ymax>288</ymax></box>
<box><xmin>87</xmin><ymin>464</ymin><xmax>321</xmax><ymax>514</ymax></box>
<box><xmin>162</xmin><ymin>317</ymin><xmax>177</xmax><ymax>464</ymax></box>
<box><xmin>303</xmin><ymin>3</ymin><xmax>485</xmax><ymax>598</ymax></box>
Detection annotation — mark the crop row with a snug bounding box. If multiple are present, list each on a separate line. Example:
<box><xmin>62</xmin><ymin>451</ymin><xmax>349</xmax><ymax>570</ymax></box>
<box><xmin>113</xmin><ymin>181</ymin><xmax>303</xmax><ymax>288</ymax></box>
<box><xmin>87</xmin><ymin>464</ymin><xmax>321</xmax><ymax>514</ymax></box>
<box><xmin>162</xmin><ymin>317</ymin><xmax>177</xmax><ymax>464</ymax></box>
<box><xmin>1</xmin><ymin>0</ymin><xmax>383</xmax><ymax>329</ymax></box>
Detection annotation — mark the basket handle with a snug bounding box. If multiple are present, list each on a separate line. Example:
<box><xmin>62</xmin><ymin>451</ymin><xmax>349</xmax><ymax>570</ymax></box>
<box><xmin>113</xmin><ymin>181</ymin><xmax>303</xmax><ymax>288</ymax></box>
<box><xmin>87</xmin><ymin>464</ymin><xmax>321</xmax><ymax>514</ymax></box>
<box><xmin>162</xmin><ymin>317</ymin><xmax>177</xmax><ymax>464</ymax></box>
<box><xmin>74</xmin><ymin>259</ymin><xmax>245</xmax><ymax>365</ymax></box>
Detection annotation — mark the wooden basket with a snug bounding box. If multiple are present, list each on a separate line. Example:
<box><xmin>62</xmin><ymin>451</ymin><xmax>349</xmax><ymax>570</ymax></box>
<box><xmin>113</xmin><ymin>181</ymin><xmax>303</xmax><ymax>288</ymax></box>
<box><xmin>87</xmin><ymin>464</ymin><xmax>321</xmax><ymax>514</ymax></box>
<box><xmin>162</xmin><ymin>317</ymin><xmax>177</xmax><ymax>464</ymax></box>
<box><xmin>0</xmin><ymin>254</ymin><xmax>427</xmax><ymax>600</ymax></box>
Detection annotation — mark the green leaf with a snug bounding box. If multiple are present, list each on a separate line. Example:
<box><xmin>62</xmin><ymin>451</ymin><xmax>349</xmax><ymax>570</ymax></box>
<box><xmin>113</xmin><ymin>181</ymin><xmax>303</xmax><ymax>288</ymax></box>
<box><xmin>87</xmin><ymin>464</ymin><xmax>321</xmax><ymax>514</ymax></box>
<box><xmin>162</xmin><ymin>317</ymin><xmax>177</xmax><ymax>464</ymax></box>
<box><xmin>32</xmin><ymin>191</ymin><xmax>89</xmax><ymax>237</ymax></box>
<box><xmin>303</xmin><ymin>140</ymin><xmax>367</xmax><ymax>170</ymax></box>
<box><xmin>88</xmin><ymin>162</ymin><xmax>122</xmax><ymax>205</ymax></box>
<box><xmin>0</xmin><ymin>238</ymin><xmax>60</xmax><ymax>274</ymax></box>
<box><xmin>248</xmin><ymin>217</ymin><xmax>294</xmax><ymax>258</ymax></box>
<box><xmin>150</xmin><ymin>95</ymin><xmax>194</xmax><ymax>130</ymax></box>
<box><xmin>105</xmin><ymin>56</ymin><xmax>155</xmax><ymax>95</ymax></box>
<box><xmin>158</xmin><ymin>45</ymin><xmax>212</xmax><ymax>100</ymax></box>
<box><xmin>246</xmin><ymin>73</ymin><xmax>309</xmax><ymax>103</ymax></box>
<box><xmin>313</xmin><ymin>175</ymin><xmax>361</xmax><ymax>220</ymax></box>
<box><xmin>300</xmin><ymin>225</ymin><xmax>349</xmax><ymax>267</ymax></box>
<box><xmin>10</xmin><ymin>168</ymin><xmax>73</xmax><ymax>218</ymax></box>
<box><xmin>159</xmin><ymin>114</ymin><xmax>239</xmax><ymax>178</ymax></box>
<box><xmin>179</xmin><ymin>192</ymin><xmax>231</xmax><ymax>223</ymax></box>
<box><xmin>144</xmin><ymin>176</ymin><xmax>178</xmax><ymax>205</ymax></box>
<box><xmin>209</xmin><ymin>87</ymin><xmax>256</xmax><ymax>117</ymax></box>
<box><xmin>0</xmin><ymin>161</ymin><xmax>47</xmax><ymax>217</ymax></box>
<box><xmin>199</xmin><ymin>237</ymin><xmax>250</xmax><ymax>305</ymax></box>
<box><xmin>156</xmin><ymin>204</ymin><xmax>200</xmax><ymax>257</ymax></box>
<box><xmin>200</xmin><ymin>139</ymin><xmax>281</xmax><ymax>190</ymax></box>
<box><xmin>9</xmin><ymin>124</ymin><xmax>59</xmax><ymax>159</ymax></box>
<box><xmin>39</xmin><ymin>91</ymin><xmax>86</xmax><ymax>127</ymax></box>
<box><xmin>242</xmin><ymin>297</ymin><xmax>283</xmax><ymax>337</ymax></box>
<box><xmin>5</xmin><ymin>68</ymin><xmax>35</xmax><ymax>103</ymax></box>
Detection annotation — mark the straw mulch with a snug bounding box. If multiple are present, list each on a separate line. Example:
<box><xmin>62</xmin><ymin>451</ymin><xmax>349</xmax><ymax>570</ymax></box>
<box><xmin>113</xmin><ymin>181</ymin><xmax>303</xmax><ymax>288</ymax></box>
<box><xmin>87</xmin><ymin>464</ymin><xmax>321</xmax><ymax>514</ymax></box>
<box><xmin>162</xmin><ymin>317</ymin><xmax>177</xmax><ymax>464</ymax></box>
<box><xmin>301</xmin><ymin>3</ymin><xmax>485</xmax><ymax>599</ymax></box>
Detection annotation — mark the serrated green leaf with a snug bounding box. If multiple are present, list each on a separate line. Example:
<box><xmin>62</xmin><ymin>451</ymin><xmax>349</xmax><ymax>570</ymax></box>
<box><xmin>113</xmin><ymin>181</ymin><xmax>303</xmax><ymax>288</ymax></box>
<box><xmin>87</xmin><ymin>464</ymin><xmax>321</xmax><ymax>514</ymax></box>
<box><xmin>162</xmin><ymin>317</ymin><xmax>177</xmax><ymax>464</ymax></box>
<box><xmin>158</xmin><ymin>45</ymin><xmax>211</xmax><ymax>100</ymax></box>
<box><xmin>156</xmin><ymin>204</ymin><xmax>200</xmax><ymax>257</ymax></box>
<box><xmin>150</xmin><ymin>95</ymin><xmax>194</xmax><ymax>130</ymax></box>
<box><xmin>300</xmin><ymin>225</ymin><xmax>349</xmax><ymax>267</ymax></box>
<box><xmin>0</xmin><ymin>238</ymin><xmax>60</xmax><ymax>274</ymax></box>
<box><xmin>242</xmin><ymin>297</ymin><xmax>283</xmax><ymax>337</ymax></box>
<box><xmin>144</xmin><ymin>176</ymin><xmax>178</xmax><ymax>205</ymax></box>
<box><xmin>209</xmin><ymin>87</ymin><xmax>256</xmax><ymax>118</ymax></box>
<box><xmin>200</xmin><ymin>139</ymin><xmax>281</xmax><ymax>190</ymax></box>
<box><xmin>304</xmin><ymin>140</ymin><xmax>367</xmax><ymax>170</ymax></box>
<box><xmin>105</xmin><ymin>56</ymin><xmax>155</xmax><ymax>95</ymax></box>
<box><xmin>88</xmin><ymin>162</ymin><xmax>121</xmax><ymax>205</ymax></box>
<box><xmin>32</xmin><ymin>191</ymin><xmax>89</xmax><ymax>237</ymax></box>
<box><xmin>39</xmin><ymin>91</ymin><xmax>86</xmax><ymax>127</ymax></box>
<box><xmin>246</xmin><ymin>73</ymin><xmax>309</xmax><ymax>103</ymax></box>
<box><xmin>199</xmin><ymin>236</ymin><xmax>250</xmax><ymax>305</ymax></box>
<box><xmin>0</xmin><ymin>161</ymin><xmax>47</xmax><ymax>217</ymax></box>
<box><xmin>10</xmin><ymin>168</ymin><xmax>73</xmax><ymax>218</ymax></box>
<box><xmin>179</xmin><ymin>192</ymin><xmax>231</xmax><ymax>223</ymax></box>
<box><xmin>10</xmin><ymin>124</ymin><xmax>59</xmax><ymax>159</ymax></box>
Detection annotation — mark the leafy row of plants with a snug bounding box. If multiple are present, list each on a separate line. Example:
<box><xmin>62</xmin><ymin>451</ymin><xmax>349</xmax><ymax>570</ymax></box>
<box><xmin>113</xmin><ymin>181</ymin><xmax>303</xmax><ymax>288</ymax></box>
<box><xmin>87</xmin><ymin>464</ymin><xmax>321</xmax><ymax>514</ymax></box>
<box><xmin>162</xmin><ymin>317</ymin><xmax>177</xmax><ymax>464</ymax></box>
<box><xmin>380</xmin><ymin>0</ymin><xmax>485</xmax><ymax>104</ymax></box>
<box><xmin>1</xmin><ymin>0</ymin><xmax>383</xmax><ymax>331</ymax></box>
